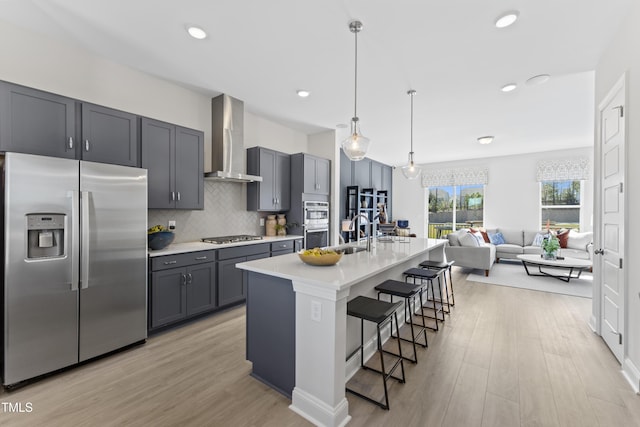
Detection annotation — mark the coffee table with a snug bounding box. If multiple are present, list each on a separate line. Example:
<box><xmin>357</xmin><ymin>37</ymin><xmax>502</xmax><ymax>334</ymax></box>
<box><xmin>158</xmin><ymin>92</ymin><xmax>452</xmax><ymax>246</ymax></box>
<box><xmin>516</xmin><ymin>254</ymin><xmax>592</xmax><ymax>282</ymax></box>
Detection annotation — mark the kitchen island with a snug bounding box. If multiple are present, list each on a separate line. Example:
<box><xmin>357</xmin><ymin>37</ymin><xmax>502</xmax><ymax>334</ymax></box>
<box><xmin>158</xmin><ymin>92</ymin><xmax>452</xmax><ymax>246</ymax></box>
<box><xmin>237</xmin><ymin>238</ymin><xmax>447</xmax><ymax>427</ymax></box>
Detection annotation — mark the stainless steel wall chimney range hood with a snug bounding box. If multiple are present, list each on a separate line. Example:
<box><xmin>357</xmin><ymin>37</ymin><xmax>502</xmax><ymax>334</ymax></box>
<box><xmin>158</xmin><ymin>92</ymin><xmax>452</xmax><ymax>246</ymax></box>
<box><xmin>204</xmin><ymin>94</ymin><xmax>263</xmax><ymax>182</ymax></box>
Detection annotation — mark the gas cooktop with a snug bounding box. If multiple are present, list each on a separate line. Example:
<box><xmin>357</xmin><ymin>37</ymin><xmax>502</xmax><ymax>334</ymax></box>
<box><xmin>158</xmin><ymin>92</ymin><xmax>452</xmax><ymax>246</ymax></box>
<box><xmin>201</xmin><ymin>235</ymin><xmax>263</xmax><ymax>244</ymax></box>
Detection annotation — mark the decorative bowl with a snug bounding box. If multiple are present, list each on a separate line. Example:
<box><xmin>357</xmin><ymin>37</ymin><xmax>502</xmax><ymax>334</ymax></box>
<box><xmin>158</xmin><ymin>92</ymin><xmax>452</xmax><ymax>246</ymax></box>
<box><xmin>397</xmin><ymin>220</ymin><xmax>409</xmax><ymax>229</ymax></box>
<box><xmin>298</xmin><ymin>249</ymin><xmax>343</xmax><ymax>266</ymax></box>
<box><xmin>148</xmin><ymin>231</ymin><xmax>175</xmax><ymax>250</ymax></box>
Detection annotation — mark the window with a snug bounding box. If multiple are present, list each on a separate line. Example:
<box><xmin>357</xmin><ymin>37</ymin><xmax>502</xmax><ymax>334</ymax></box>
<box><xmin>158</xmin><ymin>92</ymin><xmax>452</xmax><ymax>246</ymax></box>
<box><xmin>540</xmin><ymin>180</ymin><xmax>581</xmax><ymax>230</ymax></box>
<box><xmin>428</xmin><ymin>184</ymin><xmax>484</xmax><ymax>238</ymax></box>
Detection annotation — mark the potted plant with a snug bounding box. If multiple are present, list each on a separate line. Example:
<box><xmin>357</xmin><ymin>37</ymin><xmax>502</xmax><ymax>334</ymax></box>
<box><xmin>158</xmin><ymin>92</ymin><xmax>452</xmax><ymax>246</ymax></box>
<box><xmin>274</xmin><ymin>221</ymin><xmax>299</xmax><ymax>236</ymax></box>
<box><xmin>541</xmin><ymin>235</ymin><xmax>560</xmax><ymax>260</ymax></box>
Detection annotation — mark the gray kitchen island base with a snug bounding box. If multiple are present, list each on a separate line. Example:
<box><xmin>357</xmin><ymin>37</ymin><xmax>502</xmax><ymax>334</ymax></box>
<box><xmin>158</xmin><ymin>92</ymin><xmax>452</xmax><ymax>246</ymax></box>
<box><xmin>246</xmin><ymin>271</ymin><xmax>296</xmax><ymax>398</ymax></box>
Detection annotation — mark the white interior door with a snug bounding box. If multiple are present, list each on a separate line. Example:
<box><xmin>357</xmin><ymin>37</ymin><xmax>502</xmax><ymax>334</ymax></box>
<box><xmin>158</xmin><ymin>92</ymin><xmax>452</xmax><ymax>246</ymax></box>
<box><xmin>598</xmin><ymin>80</ymin><xmax>625</xmax><ymax>363</ymax></box>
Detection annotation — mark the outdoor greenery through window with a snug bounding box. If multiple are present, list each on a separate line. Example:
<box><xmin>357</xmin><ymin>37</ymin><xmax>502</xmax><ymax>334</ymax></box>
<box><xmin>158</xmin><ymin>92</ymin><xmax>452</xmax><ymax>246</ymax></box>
<box><xmin>540</xmin><ymin>180</ymin><xmax>581</xmax><ymax>230</ymax></box>
<box><xmin>428</xmin><ymin>184</ymin><xmax>484</xmax><ymax>238</ymax></box>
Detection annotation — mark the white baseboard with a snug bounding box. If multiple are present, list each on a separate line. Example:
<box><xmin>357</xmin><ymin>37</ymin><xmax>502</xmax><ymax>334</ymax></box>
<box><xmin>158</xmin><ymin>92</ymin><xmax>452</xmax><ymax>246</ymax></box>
<box><xmin>589</xmin><ymin>314</ymin><xmax>598</xmax><ymax>333</ymax></box>
<box><xmin>290</xmin><ymin>388</ymin><xmax>351</xmax><ymax>427</ymax></box>
<box><xmin>622</xmin><ymin>357</ymin><xmax>640</xmax><ymax>394</ymax></box>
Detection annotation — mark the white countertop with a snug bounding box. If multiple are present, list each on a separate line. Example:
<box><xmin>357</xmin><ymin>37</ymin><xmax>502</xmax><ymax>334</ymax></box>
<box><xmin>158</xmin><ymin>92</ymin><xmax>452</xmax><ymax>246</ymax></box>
<box><xmin>237</xmin><ymin>238</ymin><xmax>447</xmax><ymax>292</ymax></box>
<box><xmin>148</xmin><ymin>235</ymin><xmax>302</xmax><ymax>257</ymax></box>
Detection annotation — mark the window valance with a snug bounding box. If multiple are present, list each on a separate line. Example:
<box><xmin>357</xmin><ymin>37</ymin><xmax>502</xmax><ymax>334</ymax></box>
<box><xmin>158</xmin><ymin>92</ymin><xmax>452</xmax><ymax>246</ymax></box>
<box><xmin>536</xmin><ymin>157</ymin><xmax>590</xmax><ymax>181</ymax></box>
<box><xmin>421</xmin><ymin>167</ymin><xmax>488</xmax><ymax>188</ymax></box>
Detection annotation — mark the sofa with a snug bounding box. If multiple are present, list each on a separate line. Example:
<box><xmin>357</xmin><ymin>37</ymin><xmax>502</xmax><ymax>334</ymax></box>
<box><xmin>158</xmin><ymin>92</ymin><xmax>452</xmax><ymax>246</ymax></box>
<box><xmin>444</xmin><ymin>228</ymin><xmax>593</xmax><ymax>276</ymax></box>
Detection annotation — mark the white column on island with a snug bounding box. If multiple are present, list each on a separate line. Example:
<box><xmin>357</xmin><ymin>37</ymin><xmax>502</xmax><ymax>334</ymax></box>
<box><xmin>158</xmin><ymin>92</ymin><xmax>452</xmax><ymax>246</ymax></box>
<box><xmin>289</xmin><ymin>281</ymin><xmax>351</xmax><ymax>427</ymax></box>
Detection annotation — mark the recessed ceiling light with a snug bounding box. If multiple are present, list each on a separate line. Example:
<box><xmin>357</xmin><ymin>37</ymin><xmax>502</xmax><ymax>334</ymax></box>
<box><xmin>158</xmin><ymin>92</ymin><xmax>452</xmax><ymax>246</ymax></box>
<box><xmin>501</xmin><ymin>83</ymin><xmax>517</xmax><ymax>92</ymax></box>
<box><xmin>495</xmin><ymin>11</ymin><xmax>519</xmax><ymax>28</ymax></box>
<box><xmin>336</xmin><ymin>123</ymin><xmax>348</xmax><ymax>129</ymax></box>
<box><xmin>477</xmin><ymin>136</ymin><xmax>494</xmax><ymax>145</ymax></box>
<box><xmin>526</xmin><ymin>74</ymin><xmax>551</xmax><ymax>86</ymax></box>
<box><xmin>187</xmin><ymin>26</ymin><xmax>207</xmax><ymax>40</ymax></box>
<box><xmin>296</xmin><ymin>90</ymin><xmax>310</xmax><ymax>98</ymax></box>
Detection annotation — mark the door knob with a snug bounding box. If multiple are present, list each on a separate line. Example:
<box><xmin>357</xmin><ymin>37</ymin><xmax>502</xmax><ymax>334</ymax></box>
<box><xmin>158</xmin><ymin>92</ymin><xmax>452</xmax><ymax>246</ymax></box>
<box><xmin>594</xmin><ymin>248</ymin><xmax>604</xmax><ymax>255</ymax></box>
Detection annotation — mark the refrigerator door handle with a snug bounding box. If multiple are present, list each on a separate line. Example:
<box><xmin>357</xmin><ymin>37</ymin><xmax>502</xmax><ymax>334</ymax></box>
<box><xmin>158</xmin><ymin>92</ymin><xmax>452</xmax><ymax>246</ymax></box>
<box><xmin>80</xmin><ymin>191</ymin><xmax>91</xmax><ymax>289</ymax></box>
<box><xmin>70</xmin><ymin>190</ymin><xmax>80</xmax><ymax>291</ymax></box>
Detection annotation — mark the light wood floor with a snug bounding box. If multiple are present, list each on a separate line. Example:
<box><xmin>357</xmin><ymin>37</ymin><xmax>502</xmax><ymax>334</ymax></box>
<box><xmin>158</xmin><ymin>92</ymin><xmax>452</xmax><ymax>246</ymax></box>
<box><xmin>2</xmin><ymin>269</ymin><xmax>639</xmax><ymax>427</ymax></box>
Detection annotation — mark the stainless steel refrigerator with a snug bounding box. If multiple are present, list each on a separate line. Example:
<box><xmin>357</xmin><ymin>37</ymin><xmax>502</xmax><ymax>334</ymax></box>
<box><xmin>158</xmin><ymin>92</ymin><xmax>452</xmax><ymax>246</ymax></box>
<box><xmin>2</xmin><ymin>152</ymin><xmax>148</xmax><ymax>387</ymax></box>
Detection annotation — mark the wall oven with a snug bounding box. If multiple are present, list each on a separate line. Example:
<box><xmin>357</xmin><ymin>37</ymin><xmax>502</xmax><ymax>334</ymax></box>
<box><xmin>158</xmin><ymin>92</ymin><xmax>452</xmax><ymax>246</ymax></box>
<box><xmin>303</xmin><ymin>201</ymin><xmax>329</xmax><ymax>249</ymax></box>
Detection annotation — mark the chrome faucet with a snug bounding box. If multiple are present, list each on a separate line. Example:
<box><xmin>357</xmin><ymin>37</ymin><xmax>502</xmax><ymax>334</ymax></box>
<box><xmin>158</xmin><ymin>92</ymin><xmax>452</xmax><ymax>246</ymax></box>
<box><xmin>349</xmin><ymin>213</ymin><xmax>372</xmax><ymax>252</ymax></box>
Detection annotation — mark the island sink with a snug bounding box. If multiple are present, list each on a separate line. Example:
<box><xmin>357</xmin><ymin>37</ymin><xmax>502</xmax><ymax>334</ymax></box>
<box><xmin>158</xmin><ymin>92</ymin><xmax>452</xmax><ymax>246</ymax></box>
<box><xmin>341</xmin><ymin>245</ymin><xmax>366</xmax><ymax>254</ymax></box>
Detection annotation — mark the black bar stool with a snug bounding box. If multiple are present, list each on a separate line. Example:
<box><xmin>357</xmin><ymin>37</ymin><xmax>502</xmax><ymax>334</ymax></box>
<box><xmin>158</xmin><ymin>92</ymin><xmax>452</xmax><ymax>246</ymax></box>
<box><xmin>374</xmin><ymin>279</ymin><xmax>428</xmax><ymax>363</ymax></box>
<box><xmin>403</xmin><ymin>267</ymin><xmax>445</xmax><ymax>331</ymax></box>
<box><xmin>346</xmin><ymin>295</ymin><xmax>405</xmax><ymax>410</ymax></box>
<box><xmin>420</xmin><ymin>260</ymin><xmax>455</xmax><ymax>306</ymax></box>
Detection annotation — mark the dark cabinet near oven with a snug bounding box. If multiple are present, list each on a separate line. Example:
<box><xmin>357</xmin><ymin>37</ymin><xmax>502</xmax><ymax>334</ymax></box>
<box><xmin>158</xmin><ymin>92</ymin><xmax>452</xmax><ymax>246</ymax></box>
<box><xmin>291</xmin><ymin>153</ymin><xmax>331</xmax><ymax>196</ymax></box>
<box><xmin>246</xmin><ymin>147</ymin><xmax>290</xmax><ymax>212</ymax></box>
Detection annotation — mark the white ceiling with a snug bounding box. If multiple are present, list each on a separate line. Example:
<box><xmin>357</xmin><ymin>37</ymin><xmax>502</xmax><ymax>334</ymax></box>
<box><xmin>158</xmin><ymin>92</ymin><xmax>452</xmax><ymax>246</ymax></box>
<box><xmin>0</xmin><ymin>0</ymin><xmax>632</xmax><ymax>166</ymax></box>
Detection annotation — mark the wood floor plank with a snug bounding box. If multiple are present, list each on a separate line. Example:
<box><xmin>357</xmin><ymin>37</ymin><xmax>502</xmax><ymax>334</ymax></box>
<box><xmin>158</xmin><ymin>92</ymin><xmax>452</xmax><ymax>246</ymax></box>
<box><xmin>543</xmin><ymin>352</ymin><xmax>598</xmax><ymax>427</ymax></box>
<box><xmin>441</xmin><ymin>362</ymin><xmax>489</xmax><ymax>427</ymax></box>
<box><xmin>482</xmin><ymin>392</ymin><xmax>520</xmax><ymax>427</ymax></box>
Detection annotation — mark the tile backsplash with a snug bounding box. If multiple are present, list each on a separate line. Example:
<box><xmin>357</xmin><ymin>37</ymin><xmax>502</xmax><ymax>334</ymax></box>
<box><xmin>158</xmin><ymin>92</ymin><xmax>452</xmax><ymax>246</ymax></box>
<box><xmin>148</xmin><ymin>181</ymin><xmax>262</xmax><ymax>243</ymax></box>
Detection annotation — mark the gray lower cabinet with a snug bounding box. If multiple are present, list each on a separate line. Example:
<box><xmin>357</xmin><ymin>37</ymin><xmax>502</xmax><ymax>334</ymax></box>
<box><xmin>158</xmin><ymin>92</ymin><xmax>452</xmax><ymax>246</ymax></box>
<box><xmin>246</xmin><ymin>147</ymin><xmax>290</xmax><ymax>211</ymax></box>
<box><xmin>150</xmin><ymin>268</ymin><xmax>188</xmax><ymax>328</ymax></box>
<box><xmin>141</xmin><ymin>117</ymin><xmax>204</xmax><ymax>209</ymax></box>
<box><xmin>149</xmin><ymin>251</ymin><xmax>216</xmax><ymax>331</ymax></box>
<box><xmin>294</xmin><ymin>238</ymin><xmax>303</xmax><ymax>252</ymax></box>
<box><xmin>270</xmin><ymin>239</ymin><xmax>294</xmax><ymax>257</ymax></box>
<box><xmin>81</xmin><ymin>103</ymin><xmax>138</xmax><ymax>166</ymax></box>
<box><xmin>0</xmin><ymin>81</ymin><xmax>76</xmax><ymax>159</ymax></box>
<box><xmin>217</xmin><ymin>243</ymin><xmax>270</xmax><ymax>307</ymax></box>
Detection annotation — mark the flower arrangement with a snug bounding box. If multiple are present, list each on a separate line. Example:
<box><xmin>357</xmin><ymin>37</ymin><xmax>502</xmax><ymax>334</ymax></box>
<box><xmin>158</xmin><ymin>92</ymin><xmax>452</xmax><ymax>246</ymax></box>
<box><xmin>541</xmin><ymin>235</ymin><xmax>560</xmax><ymax>259</ymax></box>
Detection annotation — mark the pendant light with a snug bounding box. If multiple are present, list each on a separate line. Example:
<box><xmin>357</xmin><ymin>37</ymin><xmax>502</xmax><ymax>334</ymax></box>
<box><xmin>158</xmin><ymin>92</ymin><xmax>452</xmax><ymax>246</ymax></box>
<box><xmin>341</xmin><ymin>20</ymin><xmax>370</xmax><ymax>161</ymax></box>
<box><xmin>401</xmin><ymin>90</ymin><xmax>421</xmax><ymax>180</ymax></box>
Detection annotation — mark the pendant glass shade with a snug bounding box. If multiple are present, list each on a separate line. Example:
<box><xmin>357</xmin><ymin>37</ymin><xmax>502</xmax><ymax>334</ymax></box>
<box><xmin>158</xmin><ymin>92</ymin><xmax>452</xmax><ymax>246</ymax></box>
<box><xmin>401</xmin><ymin>152</ymin><xmax>421</xmax><ymax>180</ymax></box>
<box><xmin>342</xmin><ymin>118</ymin><xmax>370</xmax><ymax>161</ymax></box>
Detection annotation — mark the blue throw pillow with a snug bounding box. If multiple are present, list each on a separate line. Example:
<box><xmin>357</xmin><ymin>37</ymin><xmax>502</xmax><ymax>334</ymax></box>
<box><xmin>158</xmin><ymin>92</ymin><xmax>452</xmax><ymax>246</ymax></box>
<box><xmin>489</xmin><ymin>232</ymin><xmax>505</xmax><ymax>245</ymax></box>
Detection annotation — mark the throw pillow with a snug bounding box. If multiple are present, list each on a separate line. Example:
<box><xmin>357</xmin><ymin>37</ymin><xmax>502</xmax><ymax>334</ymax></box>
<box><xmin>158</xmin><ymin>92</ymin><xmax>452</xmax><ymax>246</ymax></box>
<box><xmin>473</xmin><ymin>227</ymin><xmax>491</xmax><ymax>243</ymax></box>
<box><xmin>567</xmin><ymin>230</ymin><xmax>593</xmax><ymax>251</ymax></box>
<box><xmin>488</xmin><ymin>232</ymin><xmax>505</xmax><ymax>245</ymax></box>
<box><xmin>459</xmin><ymin>232</ymin><xmax>480</xmax><ymax>247</ymax></box>
<box><xmin>532</xmin><ymin>232</ymin><xmax>545</xmax><ymax>246</ymax></box>
<box><xmin>471</xmin><ymin>231</ymin><xmax>484</xmax><ymax>246</ymax></box>
<box><xmin>556</xmin><ymin>229</ymin><xmax>569</xmax><ymax>248</ymax></box>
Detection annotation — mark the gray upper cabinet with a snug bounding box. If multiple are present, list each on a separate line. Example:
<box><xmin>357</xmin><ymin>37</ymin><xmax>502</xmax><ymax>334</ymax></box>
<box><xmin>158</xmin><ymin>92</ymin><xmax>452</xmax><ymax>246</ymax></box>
<box><xmin>141</xmin><ymin>117</ymin><xmax>204</xmax><ymax>210</ymax></box>
<box><xmin>0</xmin><ymin>82</ymin><xmax>76</xmax><ymax>159</ymax></box>
<box><xmin>353</xmin><ymin>158</ymin><xmax>371</xmax><ymax>188</ymax></box>
<box><xmin>247</xmin><ymin>146</ymin><xmax>290</xmax><ymax>211</ymax></box>
<box><xmin>370</xmin><ymin>160</ymin><xmax>383</xmax><ymax>191</ymax></box>
<box><xmin>0</xmin><ymin>82</ymin><xmax>140</xmax><ymax>167</ymax></box>
<box><xmin>175</xmin><ymin>126</ymin><xmax>204</xmax><ymax>209</ymax></box>
<box><xmin>80</xmin><ymin>103</ymin><xmax>138</xmax><ymax>167</ymax></box>
<box><xmin>292</xmin><ymin>153</ymin><xmax>331</xmax><ymax>196</ymax></box>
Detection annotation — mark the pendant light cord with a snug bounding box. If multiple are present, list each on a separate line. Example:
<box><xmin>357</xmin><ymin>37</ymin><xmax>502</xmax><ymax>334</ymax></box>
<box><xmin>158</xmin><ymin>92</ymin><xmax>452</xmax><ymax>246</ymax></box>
<box><xmin>410</xmin><ymin>91</ymin><xmax>414</xmax><ymax>153</ymax></box>
<box><xmin>353</xmin><ymin>28</ymin><xmax>359</xmax><ymax>122</ymax></box>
